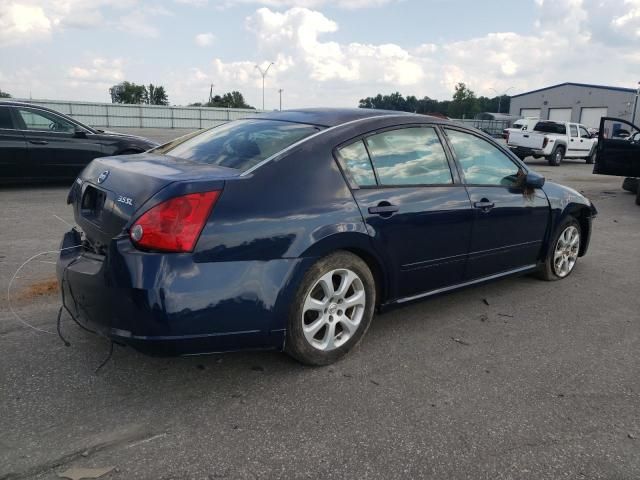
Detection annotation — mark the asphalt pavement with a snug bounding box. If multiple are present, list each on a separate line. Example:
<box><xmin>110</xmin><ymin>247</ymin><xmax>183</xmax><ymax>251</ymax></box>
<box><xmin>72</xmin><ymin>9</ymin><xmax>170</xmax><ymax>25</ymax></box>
<box><xmin>1</xmin><ymin>158</ymin><xmax>639</xmax><ymax>480</ymax></box>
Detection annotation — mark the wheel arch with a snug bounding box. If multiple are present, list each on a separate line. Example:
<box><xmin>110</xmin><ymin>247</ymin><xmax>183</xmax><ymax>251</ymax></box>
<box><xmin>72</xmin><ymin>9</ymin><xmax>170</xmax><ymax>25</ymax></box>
<box><xmin>555</xmin><ymin>203</ymin><xmax>593</xmax><ymax>257</ymax></box>
<box><xmin>552</xmin><ymin>141</ymin><xmax>567</xmax><ymax>153</ymax></box>
<box><xmin>299</xmin><ymin>232</ymin><xmax>390</xmax><ymax>305</ymax></box>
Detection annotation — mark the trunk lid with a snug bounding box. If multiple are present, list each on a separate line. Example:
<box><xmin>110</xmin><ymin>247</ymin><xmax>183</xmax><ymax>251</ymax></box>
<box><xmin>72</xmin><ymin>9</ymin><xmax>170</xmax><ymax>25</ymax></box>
<box><xmin>73</xmin><ymin>153</ymin><xmax>239</xmax><ymax>248</ymax></box>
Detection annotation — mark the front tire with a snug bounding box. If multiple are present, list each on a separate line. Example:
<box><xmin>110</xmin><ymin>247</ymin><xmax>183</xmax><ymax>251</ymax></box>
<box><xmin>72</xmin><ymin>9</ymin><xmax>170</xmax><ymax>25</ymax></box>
<box><xmin>285</xmin><ymin>251</ymin><xmax>376</xmax><ymax>365</ymax></box>
<box><xmin>586</xmin><ymin>148</ymin><xmax>596</xmax><ymax>164</ymax></box>
<box><xmin>547</xmin><ymin>146</ymin><xmax>564</xmax><ymax>167</ymax></box>
<box><xmin>538</xmin><ymin>217</ymin><xmax>581</xmax><ymax>281</ymax></box>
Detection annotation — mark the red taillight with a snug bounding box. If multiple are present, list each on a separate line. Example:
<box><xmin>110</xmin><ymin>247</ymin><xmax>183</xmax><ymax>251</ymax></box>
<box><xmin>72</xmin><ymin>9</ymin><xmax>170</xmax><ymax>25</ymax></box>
<box><xmin>542</xmin><ymin>137</ymin><xmax>549</xmax><ymax>148</ymax></box>
<box><xmin>130</xmin><ymin>191</ymin><xmax>221</xmax><ymax>252</ymax></box>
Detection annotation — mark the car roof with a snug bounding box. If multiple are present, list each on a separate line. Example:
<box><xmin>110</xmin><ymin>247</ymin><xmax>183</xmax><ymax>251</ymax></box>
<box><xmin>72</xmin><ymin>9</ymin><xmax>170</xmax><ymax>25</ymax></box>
<box><xmin>245</xmin><ymin>108</ymin><xmax>426</xmax><ymax>128</ymax></box>
<box><xmin>0</xmin><ymin>100</ymin><xmax>62</xmax><ymax>112</ymax></box>
<box><xmin>0</xmin><ymin>100</ymin><xmax>79</xmax><ymax>118</ymax></box>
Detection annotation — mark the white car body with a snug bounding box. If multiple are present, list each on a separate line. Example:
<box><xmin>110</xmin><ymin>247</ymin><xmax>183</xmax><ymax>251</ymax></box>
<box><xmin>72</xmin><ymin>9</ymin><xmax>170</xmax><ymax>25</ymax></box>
<box><xmin>503</xmin><ymin>117</ymin><xmax>539</xmax><ymax>139</ymax></box>
<box><xmin>507</xmin><ymin>120</ymin><xmax>597</xmax><ymax>160</ymax></box>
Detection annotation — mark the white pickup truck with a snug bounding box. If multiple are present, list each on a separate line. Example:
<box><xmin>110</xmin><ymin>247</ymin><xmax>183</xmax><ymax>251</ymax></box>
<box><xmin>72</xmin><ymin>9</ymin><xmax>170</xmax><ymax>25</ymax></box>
<box><xmin>507</xmin><ymin>120</ymin><xmax>597</xmax><ymax>166</ymax></box>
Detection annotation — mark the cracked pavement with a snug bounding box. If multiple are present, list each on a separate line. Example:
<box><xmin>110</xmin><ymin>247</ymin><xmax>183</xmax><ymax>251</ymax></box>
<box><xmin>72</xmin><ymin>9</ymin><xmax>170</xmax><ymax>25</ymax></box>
<box><xmin>1</xmin><ymin>158</ymin><xmax>639</xmax><ymax>479</ymax></box>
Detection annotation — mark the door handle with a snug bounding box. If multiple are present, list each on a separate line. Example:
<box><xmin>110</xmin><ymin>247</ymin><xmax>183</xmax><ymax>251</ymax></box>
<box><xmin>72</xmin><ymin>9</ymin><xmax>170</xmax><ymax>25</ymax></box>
<box><xmin>28</xmin><ymin>140</ymin><xmax>48</xmax><ymax>145</ymax></box>
<box><xmin>473</xmin><ymin>200</ymin><xmax>495</xmax><ymax>212</ymax></box>
<box><xmin>368</xmin><ymin>204</ymin><xmax>399</xmax><ymax>215</ymax></box>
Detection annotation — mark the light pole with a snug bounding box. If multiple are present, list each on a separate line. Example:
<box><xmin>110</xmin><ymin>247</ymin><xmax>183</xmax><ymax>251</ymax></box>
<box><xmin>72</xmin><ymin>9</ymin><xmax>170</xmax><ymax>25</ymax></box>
<box><xmin>489</xmin><ymin>86</ymin><xmax>514</xmax><ymax>114</ymax></box>
<box><xmin>278</xmin><ymin>88</ymin><xmax>283</xmax><ymax>111</ymax></box>
<box><xmin>255</xmin><ymin>62</ymin><xmax>274</xmax><ymax>111</ymax></box>
<box><xmin>632</xmin><ymin>81</ymin><xmax>640</xmax><ymax>126</ymax></box>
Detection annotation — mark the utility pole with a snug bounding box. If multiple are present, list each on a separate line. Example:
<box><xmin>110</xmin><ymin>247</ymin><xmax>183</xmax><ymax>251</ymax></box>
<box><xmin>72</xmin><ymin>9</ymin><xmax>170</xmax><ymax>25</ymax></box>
<box><xmin>255</xmin><ymin>62</ymin><xmax>274</xmax><ymax>111</ymax></box>
<box><xmin>632</xmin><ymin>81</ymin><xmax>640</xmax><ymax>126</ymax></box>
<box><xmin>278</xmin><ymin>88</ymin><xmax>283</xmax><ymax>111</ymax></box>
<box><xmin>489</xmin><ymin>86</ymin><xmax>514</xmax><ymax>114</ymax></box>
<box><xmin>209</xmin><ymin>83</ymin><xmax>214</xmax><ymax>104</ymax></box>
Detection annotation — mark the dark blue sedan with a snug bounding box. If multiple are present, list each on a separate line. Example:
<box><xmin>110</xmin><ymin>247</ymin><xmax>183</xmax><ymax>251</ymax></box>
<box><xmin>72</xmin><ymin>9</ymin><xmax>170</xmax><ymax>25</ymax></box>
<box><xmin>57</xmin><ymin>109</ymin><xmax>597</xmax><ymax>365</ymax></box>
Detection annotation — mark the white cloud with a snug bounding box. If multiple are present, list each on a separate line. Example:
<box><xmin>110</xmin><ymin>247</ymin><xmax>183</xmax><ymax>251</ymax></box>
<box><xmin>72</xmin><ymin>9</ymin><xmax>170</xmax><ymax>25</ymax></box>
<box><xmin>612</xmin><ymin>0</ymin><xmax>640</xmax><ymax>38</ymax></box>
<box><xmin>0</xmin><ymin>3</ymin><xmax>52</xmax><ymax>46</ymax></box>
<box><xmin>223</xmin><ymin>0</ymin><xmax>395</xmax><ymax>8</ymax></box>
<box><xmin>3</xmin><ymin>1</ymin><xmax>640</xmax><ymax>108</ymax></box>
<box><xmin>175</xmin><ymin>0</ymin><xmax>209</xmax><ymax>5</ymax></box>
<box><xmin>68</xmin><ymin>58</ymin><xmax>125</xmax><ymax>85</ymax></box>
<box><xmin>195</xmin><ymin>32</ymin><xmax>215</xmax><ymax>47</ymax></box>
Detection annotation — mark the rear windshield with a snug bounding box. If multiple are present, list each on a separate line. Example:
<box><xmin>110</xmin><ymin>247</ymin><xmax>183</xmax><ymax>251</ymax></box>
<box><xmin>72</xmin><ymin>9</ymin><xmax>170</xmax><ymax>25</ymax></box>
<box><xmin>154</xmin><ymin>119</ymin><xmax>322</xmax><ymax>171</ymax></box>
<box><xmin>534</xmin><ymin>121</ymin><xmax>566</xmax><ymax>134</ymax></box>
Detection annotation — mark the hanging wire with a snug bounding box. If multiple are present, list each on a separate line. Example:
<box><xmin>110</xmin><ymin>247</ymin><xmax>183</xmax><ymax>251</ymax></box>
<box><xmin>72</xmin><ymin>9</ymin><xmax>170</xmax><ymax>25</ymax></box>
<box><xmin>7</xmin><ymin>245</ymin><xmax>82</xmax><ymax>335</ymax></box>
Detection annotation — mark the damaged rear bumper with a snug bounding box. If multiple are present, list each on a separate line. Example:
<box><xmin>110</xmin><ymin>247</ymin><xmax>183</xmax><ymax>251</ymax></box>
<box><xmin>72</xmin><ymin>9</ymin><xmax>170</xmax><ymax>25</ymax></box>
<box><xmin>56</xmin><ymin>229</ymin><xmax>298</xmax><ymax>356</ymax></box>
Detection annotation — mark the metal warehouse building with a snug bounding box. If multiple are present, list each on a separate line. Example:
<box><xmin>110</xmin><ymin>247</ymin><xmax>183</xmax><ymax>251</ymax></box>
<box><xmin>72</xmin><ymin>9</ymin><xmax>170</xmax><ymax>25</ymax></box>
<box><xmin>509</xmin><ymin>82</ymin><xmax>638</xmax><ymax>129</ymax></box>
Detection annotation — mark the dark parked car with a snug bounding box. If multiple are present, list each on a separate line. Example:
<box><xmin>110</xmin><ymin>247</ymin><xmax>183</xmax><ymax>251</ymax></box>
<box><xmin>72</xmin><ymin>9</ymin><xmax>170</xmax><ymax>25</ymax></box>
<box><xmin>57</xmin><ymin>108</ymin><xmax>597</xmax><ymax>365</ymax></box>
<box><xmin>0</xmin><ymin>101</ymin><xmax>158</xmax><ymax>183</ymax></box>
<box><xmin>594</xmin><ymin>117</ymin><xmax>640</xmax><ymax>205</ymax></box>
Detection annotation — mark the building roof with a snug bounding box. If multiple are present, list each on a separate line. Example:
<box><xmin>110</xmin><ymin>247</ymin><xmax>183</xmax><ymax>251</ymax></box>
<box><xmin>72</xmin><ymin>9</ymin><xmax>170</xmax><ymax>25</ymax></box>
<box><xmin>511</xmin><ymin>82</ymin><xmax>637</xmax><ymax>98</ymax></box>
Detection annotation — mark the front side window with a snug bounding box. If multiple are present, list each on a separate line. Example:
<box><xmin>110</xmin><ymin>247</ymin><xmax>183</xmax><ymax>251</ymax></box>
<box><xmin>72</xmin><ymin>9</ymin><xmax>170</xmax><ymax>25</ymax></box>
<box><xmin>579</xmin><ymin>126</ymin><xmax>591</xmax><ymax>138</ymax></box>
<box><xmin>336</xmin><ymin>140</ymin><xmax>376</xmax><ymax>186</ymax></box>
<box><xmin>446</xmin><ymin>129</ymin><xmax>521</xmax><ymax>186</ymax></box>
<box><xmin>156</xmin><ymin>119</ymin><xmax>321</xmax><ymax>172</ymax></box>
<box><xmin>18</xmin><ymin>108</ymin><xmax>75</xmax><ymax>133</ymax></box>
<box><xmin>364</xmin><ymin>127</ymin><xmax>452</xmax><ymax>186</ymax></box>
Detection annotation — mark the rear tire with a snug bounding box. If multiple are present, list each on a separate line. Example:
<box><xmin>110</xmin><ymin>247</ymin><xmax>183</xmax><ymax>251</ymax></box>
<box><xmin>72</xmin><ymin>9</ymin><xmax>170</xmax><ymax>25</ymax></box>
<box><xmin>285</xmin><ymin>251</ymin><xmax>376</xmax><ymax>366</ymax></box>
<box><xmin>547</xmin><ymin>146</ymin><xmax>564</xmax><ymax>167</ymax></box>
<box><xmin>622</xmin><ymin>177</ymin><xmax>639</xmax><ymax>194</ymax></box>
<box><xmin>538</xmin><ymin>216</ymin><xmax>581</xmax><ymax>281</ymax></box>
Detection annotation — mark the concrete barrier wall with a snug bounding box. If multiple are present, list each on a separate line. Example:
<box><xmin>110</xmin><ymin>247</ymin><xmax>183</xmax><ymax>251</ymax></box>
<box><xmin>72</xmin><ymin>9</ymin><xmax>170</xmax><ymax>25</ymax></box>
<box><xmin>16</xmin><ymin>98</ymin><xmax>260</xmax><ymax>130</ymax></box>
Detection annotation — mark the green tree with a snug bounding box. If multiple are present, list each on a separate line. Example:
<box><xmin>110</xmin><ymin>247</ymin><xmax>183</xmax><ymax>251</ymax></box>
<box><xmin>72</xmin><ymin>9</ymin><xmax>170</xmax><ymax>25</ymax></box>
<box><xmin>110</xmin><ymin>81</ymin><xmax>148</xmax><ymax>104</ymax></box>
<box><xmin>190</xmin><ymin>91</ymin><xmax>254</xmax><ymax>109</ymax></box>
<box><xmin>448</xmin><ymin>82</ymin><xmax>479</xmax><ymax>118</ymax></box>
<box><xmin>359</xmin><ymin>85</ymin><xmax>510</xmax><ymax>118</ymax></box>
<box><xmin>147</xmin><ymin>84</ymin><xmax>169</xmax><ymax>105</ymax></box>
<box><xmin>0</xmin><ymin>89</ymin><xmax>10</xmax><ymax>98</ymax></box>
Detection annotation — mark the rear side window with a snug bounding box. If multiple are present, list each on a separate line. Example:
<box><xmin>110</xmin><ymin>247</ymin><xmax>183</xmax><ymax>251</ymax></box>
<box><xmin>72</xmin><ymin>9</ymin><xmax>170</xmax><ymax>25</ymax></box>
<box><xmin>570</xmin><ymin>125</ymin><xmax>578</xmax><ymax>137</ymax></box>
<box><xmin>365</xmin><ymin>127</ymin><xmax>453</xmax><ymax>185</ymax></box>
<box><xmin>156</xmin><ymin>119</ymin><xmax>321</xmax><ymax>172</ymax></box>
<box><xmin>336</xmin><ymin>140</ymin><xmax>376</xmax><ymax>186</ymax></box>
<box><xmin>0</xmin><ymin>107</ymin><xmax>13</xmax><ymax>129</ymax></box>
<box><xmin>534</xmin><ymin>122</ymin><xmax>566</xmax><ymax>134</ymax></box>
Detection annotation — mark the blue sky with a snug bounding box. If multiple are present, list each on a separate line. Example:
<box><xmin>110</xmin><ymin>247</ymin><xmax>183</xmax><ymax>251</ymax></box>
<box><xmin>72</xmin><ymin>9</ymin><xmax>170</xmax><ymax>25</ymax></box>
<box><xmin>1</xmin><ymin>0</ymin><xmax>638</xmax><ymax>108</ymax></box>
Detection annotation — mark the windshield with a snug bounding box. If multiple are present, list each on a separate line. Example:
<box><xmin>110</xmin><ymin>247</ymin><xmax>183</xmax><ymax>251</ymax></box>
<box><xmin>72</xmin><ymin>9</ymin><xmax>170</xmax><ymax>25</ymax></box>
<box><xmin>154</xmin><ymin>119</ymin><xmax>322</xmax><ymax>172</ymax></box>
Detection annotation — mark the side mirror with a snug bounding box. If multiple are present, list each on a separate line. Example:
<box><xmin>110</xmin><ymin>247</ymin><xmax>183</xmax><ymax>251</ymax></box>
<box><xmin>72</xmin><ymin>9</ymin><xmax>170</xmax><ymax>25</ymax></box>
<box><xmin>73</xmin><ymin>127</ymin><xmax>87</xmax><ymax>138</ymax></box>
<box><xmin>525</xmin><ymin>171</ymin><xmax>545</xmax><ymax>189</ymax></box>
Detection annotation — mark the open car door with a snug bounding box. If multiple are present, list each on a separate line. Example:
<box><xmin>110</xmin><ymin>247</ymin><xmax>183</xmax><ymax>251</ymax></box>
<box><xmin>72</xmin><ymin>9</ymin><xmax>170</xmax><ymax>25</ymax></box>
<box><xmin>594</xmin><ymin>117</ymin><xmax>640</xmax><ymax>177</ymax></box>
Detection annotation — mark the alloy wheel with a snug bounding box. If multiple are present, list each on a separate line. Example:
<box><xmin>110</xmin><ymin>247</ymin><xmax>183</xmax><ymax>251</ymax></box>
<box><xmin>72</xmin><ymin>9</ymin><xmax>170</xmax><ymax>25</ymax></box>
<box><xmin>553</xmin><ymin>225</ymin><xmax>580</xmax><ymax>277</ymax></box>
<box><xmin>301</xmin><ymin>268</ymin><xmax>366</xmax><ymax>351</ymax></box>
